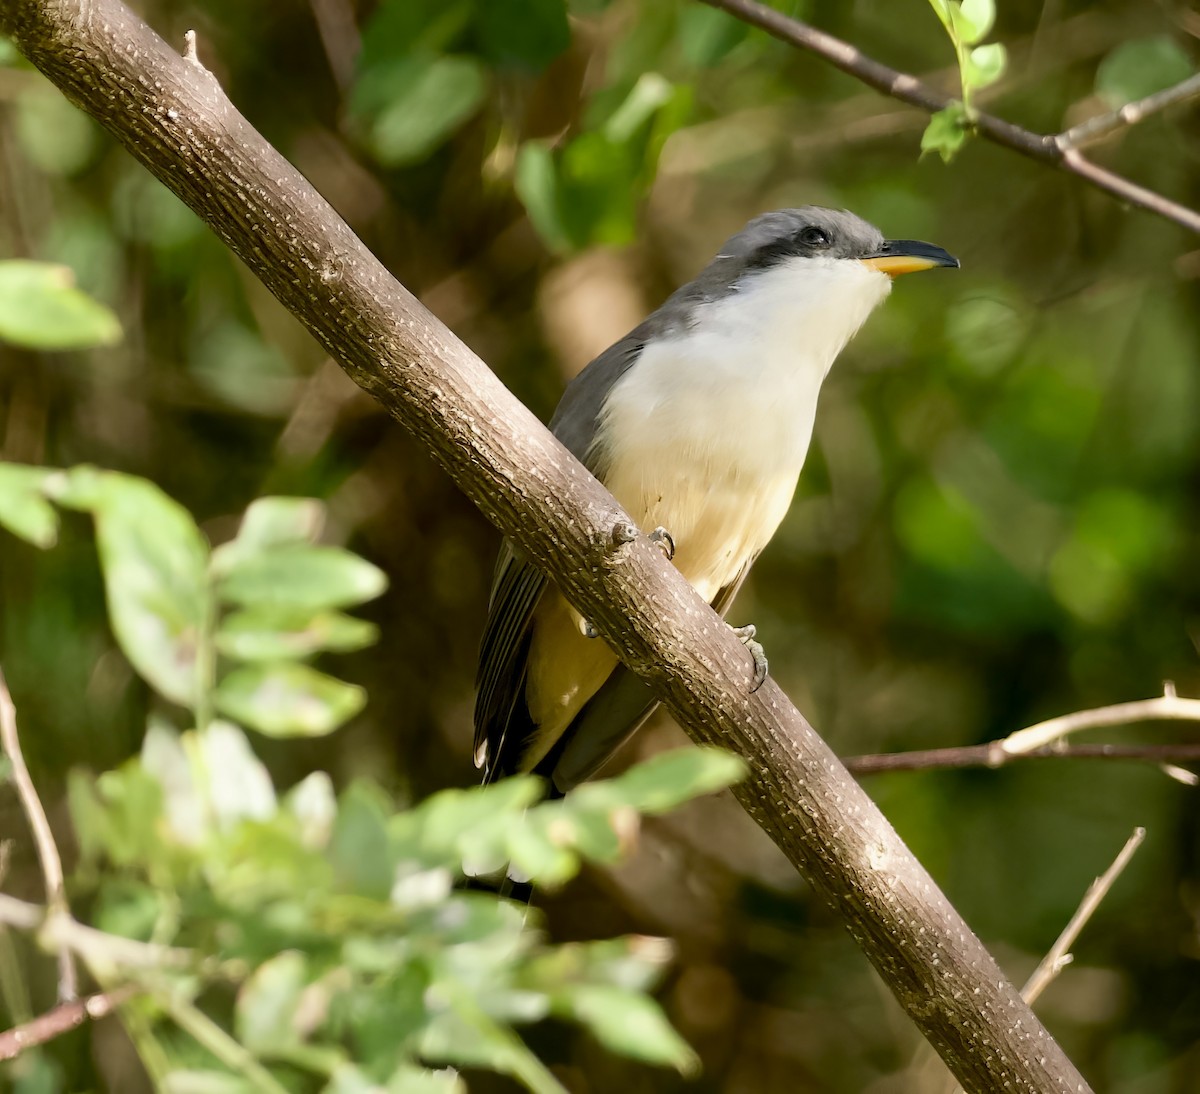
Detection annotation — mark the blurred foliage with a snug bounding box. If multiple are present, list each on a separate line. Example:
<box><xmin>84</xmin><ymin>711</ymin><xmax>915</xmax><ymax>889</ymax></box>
<box><xmin>1</xmin><ymin>0</ymin><xmax>1199</xmax><ymax>1090</ymax></box>
<box><xmin>0</xmin><ymin>460</ymin><xmax>746</xmax><ymax>1090</ymax></box>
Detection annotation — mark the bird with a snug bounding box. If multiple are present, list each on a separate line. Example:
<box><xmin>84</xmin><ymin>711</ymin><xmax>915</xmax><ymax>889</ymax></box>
<box><xmin>474</xmin><ymin>206</ymin><xmax>957</xmax><ymax>797</ymax></box>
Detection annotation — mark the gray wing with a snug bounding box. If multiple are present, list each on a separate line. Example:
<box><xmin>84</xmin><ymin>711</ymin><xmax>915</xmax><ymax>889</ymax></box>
<box><xmin>546</xmin><ymin>559</ymin><xmax>756</xmax><ymax>793</ymax></box>
<box><xmin>473</xmin><ymin>331</ymin><xmax>649</xmax><ymax>780</ymax></box>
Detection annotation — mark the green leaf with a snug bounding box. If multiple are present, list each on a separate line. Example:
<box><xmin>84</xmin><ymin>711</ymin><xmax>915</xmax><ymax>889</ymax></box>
<box><xmin>141</xmin><ymin>717</ymin><xmax>209</xmax><ymax>846</ymax></box>
<box><xmin>678</xmin><ymin>5</ymin><xmax>749</xmax><ymax>68</ymax></box>
<box><xmin>514</xmin><ymin>141</ymin><xmax>571</xmax><ymax>253</ymax></box>
<box><xmin>236</xmin><ymin>950</ymin><xmax>307</xmax><ymax>1053</ymax></box>
<box><xmin>285</xmin><ymin>771</ymin><xmax>337</xmax><ymax>849</ymax></box>
<box><xmin>953</xmin><ymin>0</ymin><xmax>995</xmax><ymax>44</ymax></box>
<box><xmin>197</xmin><ymin>720</ymin><xmax>278</xmax><ymax>826</ymax></box>
<box><xmin>921</xmin><ymin>102</ymin><xmax>969</xmax><ymax>162</ymax></box>
<box><xmin>1095</xmin><ymin>36</ymin><xmax>1196</xmax><ymax>109</ymax></box>
<box><xmin>0</xmin><ymin>462</ymin><xmax>59</xmax><ymax>547</ymax></box>
<box><xmin>386</xmin><ymin>1065</ymin><xmax>466</xmax><ymax>1094</ymax></box>
<box><xmin>216</xmin><ymin>545</ymin><xmax>387</xmax><ymax>613</ymax></box>
<box><xmin>47</xmin><ymin>467</ymin><xmax>210</xmax><ymax>707</ymax></box>
<box><xmin>575</xmin><ymin>747</ymin><xmax>746</xmax><ymax>815</ymax></box>
<box><xmin>214</xmin><ymin>663</ymin><xmax>366</xmax><ymax>737</ymax></box>
<box><xmin>351</xmin><ymin>54</ymin><xmax>487</xmax><ymax>166</ymax></box>
<box><xmin>964</xmin><ymin>42</ymin><xmax>1006</xmax><ymax>93</ymax></box>
<box><xmin>159</xmin><ymin>1071</ymin><xmax>251</xmax><ymax>1094</ymax></box>
<box><xmin>556</xmin><ymin>985</ymin><xmax>698</xmax><ymax>1075</ymax></box>
<box><xmin>216</xmin><ymin>607</ymin><xmax>379</xmax><ymax>662</ymax></box>
<box><xmin>0</xmin><ymin>260</ymin><xmax>121</xmax><ymax>350</ymax></box>
<box><xmin>329</xmin><ymin>783</ymin><xmax>395</xmax><ymax>899</ymax></box>
<box><xmin>475</xmin><ymin>0</ymin><xmax>569</xmax><ymax>70</ymax></box>
<box><xmin>15</xmin><ymin>90</ymin><xmax>100</xmax><ymax>177</ymax></box>
<box><xmin>222</xmin><ymin>496</ymin><xmax>326</xmax><ymax>559</ymax></box>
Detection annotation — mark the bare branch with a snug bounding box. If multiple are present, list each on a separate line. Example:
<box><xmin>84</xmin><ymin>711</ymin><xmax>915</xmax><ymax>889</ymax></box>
<box><xmin>847</xmin><ymin>685</ymin><xmax>1200</xmax><ymax>774</ymax></box>
<box><xmin>699</xmin><ymin>0</ymin><xmax>1200</xmax><ymax>235</ymax></box>
<box><xmin>0</xmin><ymin>892</ymin><xmax>197</xmax><ymax>973</ymax></box>
<box><xmin>0</xmin><ymin>666</ymin><xmax>77</xmax><ymax>1001</ymax></box>
<box><xmin>846</xmin><ymin>740</ymin><xmax>1200</xmax><ymax>775</ymax></box>
<box><xmin>1057</xmin><ymin>73</ymin><xmax>1200</xmax><ymax>150</ymax></box>
<box><xmin>1022</xmin><ymin>828</ymin><xmax>1145</xmax><ymax>1005</ymax></box>
<box><xmin>0</xmin><ymin>1</ymin><xmax>1091</xmax><ymax>1087</ymax></box>
<box><xmin>1001</xmin><ymin>682</ymin><xmax>1199</xmax><ymax>755</ymax></box>
<box><xmin>0</xmin><ymin>986</ymin><xmax>136</xmax><ymax>1062</ymax></box>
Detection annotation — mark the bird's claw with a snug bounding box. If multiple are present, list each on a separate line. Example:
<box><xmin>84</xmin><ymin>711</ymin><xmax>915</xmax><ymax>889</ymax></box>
<box><xmin>731</xmin><ymin>624</ymin><xmax>768</xmax><ymax>692</ymax></box>
<box><xmin>648</xmin><ymin>526</ymin><xmax>675</xmax><ymax>561</ymax></box>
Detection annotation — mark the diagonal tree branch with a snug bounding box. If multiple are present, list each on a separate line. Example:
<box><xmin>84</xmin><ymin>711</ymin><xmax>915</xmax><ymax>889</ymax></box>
<box><xmin>0</xmin><ymin>1</ymin><xmax>1090</xmax><ymax>1089</ymax></box>
<box><xmin>699</xmin><ymin>0</ymin><xmax>1200</xmax><ymax>235</ymax></box>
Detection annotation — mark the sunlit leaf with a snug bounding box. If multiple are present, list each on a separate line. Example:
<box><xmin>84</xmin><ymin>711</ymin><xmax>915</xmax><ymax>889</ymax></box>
<box><xmin>198</xmin><ymin>720</ymin><xmax>278</xmax><ymax>826</ymax></box>
<box><xmin>329</xmin><ymin>783</ymin><xmax>395</xmax><ymax>899</ymax></box>
<box><xmin>216</xmin><ymin>545</ymin><xmax>387</xmax><ymax>613</ymax></box>
<box><xmin>286</xmin><ymin>771</ymin><xmax>338</xmax><ymax>849</ymax></box>
<box><xmin>47</xmin><ymin>467</ymin><xmax>209</xmax><ymax>707</ymax></box>
<box><xmin>236</xmin><ymin>949</ymin><xmax>307</xmax><ymax>1053</ymax></box>
<box><xmin>214</xmin><ymin>496</ymin><xmax>326</xmax><ymax>571</ymax></box>
<box><xmin>964</xmin><ymin>42</ymin><xmax>1006</xmax><ymax>92</ymax></box>
<box><xmin>215</xmin><ymin>608</ymin><xmax>378</xmax><ymax>662</ymax></box>
<box><xmin>0</xmin><ymin>462</ymin><xmax>58</xmax><ymax>548</ymax></box>
<box><xmin>515</xmin><ymin>141</ymin><xmax>570</xmax><ymax>253</ymax></box>
<box><xmin>556</xmin><ymin>985</ymin><xmax>698</xmax><ymax>1074</ymax></box>
<box><xmin>0</xmin><ymin>260</ymin><xmax>121</xmax><ymax>350</ymax></box>
<box><xmin>386</xmin><ymin>1064</ymin><xmax>466</xmax><ymax>1094</ymax></box>
<box><xmin>573</xmin><ymin>746</ymin><xmax>746</xmax><ymax>815</ymax></box>
<box><xmin>953</xmin><ymin>0</ymin><xmax>995</xmax><ymax>44</ymax></box>
<box><xmin>921</xmin><ymin>102</ymin><xmax>969</xmax><ymax>161</ymax></box>
<box><xmin>159</xmin><ymin>1070</ymin><xmax>250</xmax><ymax>1094</ymax></box>
<box><xmin>214</xmin><ymin>663</ymin><xmax>366</xmax><ymax>737</ymax></box>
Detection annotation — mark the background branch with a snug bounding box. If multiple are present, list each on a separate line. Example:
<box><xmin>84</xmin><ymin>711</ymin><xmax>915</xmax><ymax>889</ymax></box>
<box><xmin>699</xmin><ymin>0</ymin><xmax>1200</xmax><ymax>234</ymax></box>
<box><xmin>0</xmin><ymin>986</ymin><xmax>135</xmax><ymax>1062</ymax></box>
<box><xmin>0</xmin><ymin>666</ymin><xmax>76</xmax><ymax>1001</ymax></box>
<box><xmin>847</xmin><ymin>686</ymin><xmax>1200</xmax><ymax>774</ymax></box>
<box><xmin>1022</xmin><ymin>828</ymin><xmax>1146</xmax><ymax>1005</ymax></box>
<box><xmin>0</xmin><ymin>1</ymin><xmax>1092</xmax><ymax>1089</ymax></box>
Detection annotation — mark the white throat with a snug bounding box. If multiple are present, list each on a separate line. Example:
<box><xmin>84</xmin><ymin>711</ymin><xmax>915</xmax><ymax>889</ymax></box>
<box><xmin>590</xmin><ymin>256</ymin><xmax>892</xmax><ymax>602</ymax></box>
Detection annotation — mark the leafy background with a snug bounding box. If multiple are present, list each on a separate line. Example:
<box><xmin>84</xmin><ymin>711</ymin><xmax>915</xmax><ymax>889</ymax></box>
<box><xmin>2</xmin><ymin>0</ymin><xmax>1199</xmax><ymax>1090</ymax></box>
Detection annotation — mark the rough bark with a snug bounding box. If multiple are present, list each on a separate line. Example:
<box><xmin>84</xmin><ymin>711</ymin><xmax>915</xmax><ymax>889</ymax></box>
<box><xmin>0</xmin><ymin>1</ymin><xmax>1091</xmax><ymax>1090</ymax></box>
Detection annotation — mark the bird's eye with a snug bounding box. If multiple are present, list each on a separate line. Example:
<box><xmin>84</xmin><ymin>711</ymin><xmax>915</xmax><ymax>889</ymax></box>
<box><xmin>798</xmin><ymin>226</ymin><xmax>831</xmax><ymax>247</ymax></box>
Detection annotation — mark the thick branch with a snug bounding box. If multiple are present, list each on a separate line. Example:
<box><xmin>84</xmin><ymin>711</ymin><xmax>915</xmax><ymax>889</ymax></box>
<box><xmin>699</xmin><ymin>0</ymin><xmax>1200</xmax><ymax>235</ymax></box>
<box><xmin>0</xmin><ymin>2</ymin><xmax>1089</xmax><ymax>1089</ymax></box>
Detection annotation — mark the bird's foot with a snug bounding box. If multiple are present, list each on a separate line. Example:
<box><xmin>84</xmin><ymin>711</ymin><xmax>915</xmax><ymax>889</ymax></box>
<box><xmin>731</xmin><ymin>624</ymin><xmax>768</xmax><ymax>692</ymax></box>
<box><xmin>648</xmin><ymin>526</ymin><xmax>675</xmax><ymax>561</ymax></box>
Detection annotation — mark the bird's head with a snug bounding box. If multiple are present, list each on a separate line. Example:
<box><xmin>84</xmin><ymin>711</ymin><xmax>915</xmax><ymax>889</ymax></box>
<box><xmin>678</xmin><ymin>206</ymin><xmax>958</xmax><ymax>361</ymax></box>
<box><xmin>725</xmin><ymin>206</ymin><xmax>959</xmax><ymax>281</ymax></box>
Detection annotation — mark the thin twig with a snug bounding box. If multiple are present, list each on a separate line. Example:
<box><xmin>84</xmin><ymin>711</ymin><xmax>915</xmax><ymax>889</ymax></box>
<box><xmin>846</xmin><ymin>740</ymin><xmax>1200</xmax><ymax>775</ymax></box>
<box><xmin>1022</xmin><ymin>827</ymin><xmax>1145</xmax><ymax>1004</ymax></box>
<box><xmin>1001</xmin><ymin>682</ymin><xmax>1198</xmax><ymax>754</ymax></box>
<box><xmin>0</xmin><ymin>985</ymin><xmax>137</xmax><ymax>1061</ymax></box>
<box><xmin>1057</xmin><ymin>72</ymin><xmax>1200</xmax><ymax>150</ymax></box>
<box><xmin>0</xmin><ymin>892</ymin><xmax>198</xmax><ymax>973</ymax></box>
<box><xmin>0</xmin><ymin>666</ymin><xmax>78</xmax><ymax>1001</ymax></box>
<box><xmin>699</xmin><ymin>0</ymin><xmax>1200</xmax><ymax>235</ymax></box>
<box><xmin>846</xmin><ymin>684</ymin><xmax>1200</xmax><ymax>774</ymax></box>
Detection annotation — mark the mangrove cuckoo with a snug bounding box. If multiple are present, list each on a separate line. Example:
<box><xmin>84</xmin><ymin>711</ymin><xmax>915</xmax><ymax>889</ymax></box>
<box><xmin>474</xmin><ymin>207</ymin><xmax>958</xmax><ymax>794</ymax></box>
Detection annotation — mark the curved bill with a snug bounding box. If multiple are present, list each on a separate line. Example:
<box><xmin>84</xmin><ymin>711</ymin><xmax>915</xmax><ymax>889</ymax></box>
<box><xmin>861</xmin><ymin>239</ymin><xmax>959</xmax><ymax>277</ymax></box>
